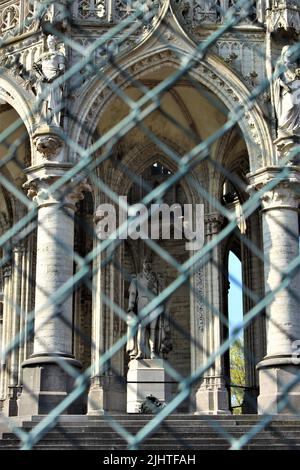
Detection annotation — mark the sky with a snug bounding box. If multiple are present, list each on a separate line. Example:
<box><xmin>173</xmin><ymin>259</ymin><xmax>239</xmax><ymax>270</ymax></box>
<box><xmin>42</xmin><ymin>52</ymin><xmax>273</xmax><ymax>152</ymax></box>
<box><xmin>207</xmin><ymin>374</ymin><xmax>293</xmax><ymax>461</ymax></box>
<box><xmin>228</xmin><ymin>251</ymin><xmax>243</xmax><ymax>339</ymax></box>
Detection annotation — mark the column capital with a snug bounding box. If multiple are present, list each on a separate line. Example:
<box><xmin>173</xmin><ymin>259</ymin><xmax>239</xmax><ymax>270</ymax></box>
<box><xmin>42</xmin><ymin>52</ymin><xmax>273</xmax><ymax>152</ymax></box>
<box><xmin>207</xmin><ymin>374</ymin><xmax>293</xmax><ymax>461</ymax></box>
<box><xmin>3</xmin><ymin>263</ymin><xmax>12</xmax><ymax>278</ymax></box>
<box><xmin>205</xmin><ymin>213</ymin><xmax>224</xmax><ymax>236</ymax></box>
<box><xmin>248</xmin><ymin>167</ymin><xmax>300</xmax><ymax>211</ymax></box>
<box><xmin>261</xmin><ymin>183</ymin><xmax>300</xmax><ymax>211</ymax></box>
<box><xmin>23</xmin><ymin>168</ymin><xmax>91</xmax><ymax>209</ymax></box>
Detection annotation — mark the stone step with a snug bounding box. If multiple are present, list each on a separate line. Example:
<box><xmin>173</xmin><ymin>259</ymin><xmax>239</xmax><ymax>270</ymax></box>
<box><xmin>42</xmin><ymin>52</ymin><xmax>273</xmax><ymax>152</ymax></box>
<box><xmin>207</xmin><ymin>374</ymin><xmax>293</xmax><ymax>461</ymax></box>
<box><xmin>2</xmin><ymin>436</ymin><xmax>300</xmax><ymax>444</ymax></box>
<box><xmin>1</xmin><ymin>442</ymin><xmax>300</xmax><ymax>450</ymax></box>
<box><xmin>2</xmin><ymin>415</ymin><xmax>300</xmax><ymax>450</ymax></box>
<box><xmin>4</xmin><ymin>429</ymin><xmax>300</xmax><ymax>440</ymax></box>
<box><xmin>19</xmin><ymin>419</ymin><xmax>300</xmax><ymax>428</ymax></box>
<box><xmin>17</xmin><ymin>424</ymin><xmax>300</xmax><ymax>435</ymax></box>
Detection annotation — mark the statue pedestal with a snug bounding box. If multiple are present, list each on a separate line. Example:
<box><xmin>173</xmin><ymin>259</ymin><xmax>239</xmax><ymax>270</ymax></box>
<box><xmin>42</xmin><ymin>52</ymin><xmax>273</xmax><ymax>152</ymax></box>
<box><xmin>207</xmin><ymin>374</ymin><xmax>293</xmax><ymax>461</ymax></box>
<box><xmin>127</xmin><ymin>359</ymin><xmax>171</xmax><ymax>413</ymax></box>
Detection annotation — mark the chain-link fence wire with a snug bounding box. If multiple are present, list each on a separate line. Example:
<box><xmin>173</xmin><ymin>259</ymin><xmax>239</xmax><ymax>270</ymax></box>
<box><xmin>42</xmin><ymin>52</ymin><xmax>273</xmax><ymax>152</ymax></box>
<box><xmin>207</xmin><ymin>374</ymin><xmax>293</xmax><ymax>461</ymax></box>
<box><xmin>0</xmin><ymin>0</ymin><xmax>300</xmax><ymax>450</ymax></box>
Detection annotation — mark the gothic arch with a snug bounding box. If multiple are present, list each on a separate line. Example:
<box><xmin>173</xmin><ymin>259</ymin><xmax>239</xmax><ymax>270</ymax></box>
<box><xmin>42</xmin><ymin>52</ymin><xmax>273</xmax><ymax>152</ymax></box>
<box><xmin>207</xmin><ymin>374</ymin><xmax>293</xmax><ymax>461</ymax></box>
<box><xmin>69</xmin><ymin>45</ymin><xmax>274</xmax><ymax>174</ymax></box>
<box><xmin>103</xmin><ymin>140</ymin><xmax>207</xmax><ymax>208</ymax></box>
<box><xmin>0</xmin><ymin>68</ymin><xmax>35</xmax><ymax>136</ymax></box>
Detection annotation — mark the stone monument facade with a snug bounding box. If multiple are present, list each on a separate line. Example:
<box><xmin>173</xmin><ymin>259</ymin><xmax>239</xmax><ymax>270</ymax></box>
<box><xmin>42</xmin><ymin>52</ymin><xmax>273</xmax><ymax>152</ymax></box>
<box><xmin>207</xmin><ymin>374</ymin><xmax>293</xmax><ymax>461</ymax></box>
<box><xmin>0</xmin><ymin>0</ymin><xmax>299</xmax><ymax>419</ymax></box>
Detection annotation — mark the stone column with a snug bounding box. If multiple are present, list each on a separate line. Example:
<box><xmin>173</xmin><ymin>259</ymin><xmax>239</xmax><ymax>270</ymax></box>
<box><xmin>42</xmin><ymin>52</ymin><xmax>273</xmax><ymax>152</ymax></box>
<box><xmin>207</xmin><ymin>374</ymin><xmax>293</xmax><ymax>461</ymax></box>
<box><xmin>0</xmin><ymin>264</ymin><xmax>12</xmax><ymax>404</ymax></box>
<box><xmin>255</xmin><ymin>180</ymin><xmax>300</xmax><ymax>414</ymax></box>
<box><xmin>87</xmin><ymin>201</ymin><xmax>126</xmax><ymax>414</ymax></box>
<box><xmin>195</xmin><ymin>213</ymin><xmax>230</xmax><ymax>414</ymax></box>
<box><xmin>242</xmin><ymin>211</ymin><xmax>266</xmax><ymax>414</ymax></box>
<box><xmin>18</xmin><ymin>158</ymin><xmax>91</xmax><ymax>416</ymax></box>
<box><xmin>3</xmin><ymin>245</ymin><xmax>25</xmax><ymax>416</ymax></box>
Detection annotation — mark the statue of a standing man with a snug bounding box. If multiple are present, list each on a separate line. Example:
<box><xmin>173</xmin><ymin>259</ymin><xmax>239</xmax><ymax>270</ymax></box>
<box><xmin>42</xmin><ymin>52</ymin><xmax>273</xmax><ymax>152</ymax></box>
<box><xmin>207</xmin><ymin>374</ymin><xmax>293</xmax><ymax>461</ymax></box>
<box><xmin>126</xmin><ymin>258</ymin><xmax>172</xmax><ymax>360</ymax></box>
<box><xmin>33</xmin><ymin>35</ymin><xmax>66</xmax><ymax>127</ymax></box>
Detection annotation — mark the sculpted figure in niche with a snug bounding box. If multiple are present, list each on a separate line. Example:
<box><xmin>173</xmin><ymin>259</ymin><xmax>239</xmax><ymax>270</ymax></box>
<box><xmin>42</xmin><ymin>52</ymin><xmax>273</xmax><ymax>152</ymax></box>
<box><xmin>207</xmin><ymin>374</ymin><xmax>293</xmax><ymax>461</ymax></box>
<box><xmin>33</xmin><ymin>35</ymin><xmax>66</xmax><ymax>127</ymax></box>
<box><xmin>126</xmin><ymin>258</ymin><xmax>172</xmax><ymax>360</ymax></box>
<box><xmin>274</xmin><ymin>45</ymin><xmax>300</xmax><ymax>140</ymax></box>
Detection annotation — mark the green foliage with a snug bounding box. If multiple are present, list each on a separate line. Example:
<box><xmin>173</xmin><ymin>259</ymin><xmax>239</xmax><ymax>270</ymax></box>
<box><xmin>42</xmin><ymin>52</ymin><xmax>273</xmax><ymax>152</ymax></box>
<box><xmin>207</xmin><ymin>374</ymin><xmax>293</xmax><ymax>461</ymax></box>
<box><xmin>230</xmin><ymin>339</ymin><xmax>245</xmax><ymax>415</ymax></box>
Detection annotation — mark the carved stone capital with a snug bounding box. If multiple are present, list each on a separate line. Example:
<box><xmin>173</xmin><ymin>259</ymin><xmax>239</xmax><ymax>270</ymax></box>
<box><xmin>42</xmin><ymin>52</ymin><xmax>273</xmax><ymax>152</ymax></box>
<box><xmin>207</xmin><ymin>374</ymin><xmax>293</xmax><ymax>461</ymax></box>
<box><xmin>248</xmin><ymin>167</ymin><xmax>300</xmax><ymax>211</ymax></box>
<box><xmin>23</xmin><ymin>176</ymin><xmax>91</xmax><ymax>208</ymax></box>
<box><xmin>261</xmin><ymin>183</ymin><xmax>300</xmax><ymax>211</ymax></box>
<box><xmin>205</xmin><ymin>213</ymin><xmax>224</xmax><ymax>236</ymax></box>
<box><xmin>3</xmin><ymin>263</ymin><xmax>12</xmax><ymax>278</ymax></box>
<box><xmin>0</xmin><ymin>211</ymin><xmax>9</xmax><ymax>235</ymax></box>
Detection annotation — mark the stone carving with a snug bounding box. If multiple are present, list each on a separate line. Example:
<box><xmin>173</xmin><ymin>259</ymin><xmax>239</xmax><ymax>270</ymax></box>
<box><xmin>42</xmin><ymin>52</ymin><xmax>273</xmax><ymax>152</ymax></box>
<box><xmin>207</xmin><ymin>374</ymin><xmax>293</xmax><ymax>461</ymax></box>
<box><xmin>126</xmin><ymin>258</ymin><xmax>172</xmax><ymax>360</ymax></box>
<box><xmin>78</xmin><ymin>0</ymin><xmax>106</xmax><ymax>20</ymax></box>
<box><xmin>193</xmin><ymin>0</ymin><xmax>220</xmax><ymax>24</ymax></box>
<box><xmin>0</xmin><ymin>0</ymin><xmax>36</xmax><ymax>39</ymax></box>
<box><xmin>176</xmin><ymin>0</ymin><xmax>259</xmax><ymax>26</ymax></box>
<box><xmin>261</xmin><ymin>182</ymin><xmax>300</xmax><ymax>210</ymax></box>
<box><xmin>34</xmin><ymin>133</ymin><xmax>63</xmax><ymax>160</ymax></box>
<box><xmin>0</xmin><ymin>212</ymin><xmax>9</xmax><ymax>236</ymax></box>
<box><xmin>0</xmin><ymin>51</ymin><xmax>25</xmax><ymax>78</ymax></box>
<box><xmin>195</xmin><ymin>270</ymin><xmax>204</xmax><ymax>331</ymax></box>
<box><xmin>274</xmin><ymin>45</ymin><xmax>300</xmax><ymax>143</ymax></box>
<box><xmin>267</xmin><ymin>0</ymin><xmax>300</xmax><ymax>35</ymax></box>
<box><xmin>23</xmin><ymin>177</ymin><xmax>92</xmax><ymax>207</ymax></box>
<box><xmin>1</xmin><ymin>5</ymin><xmax>19</xmax><ymax>32</ymax></box>
<box><xmin>32</xmin><ymin>35</ymin><xmax>66</xmax><ymax>127</ymax></box>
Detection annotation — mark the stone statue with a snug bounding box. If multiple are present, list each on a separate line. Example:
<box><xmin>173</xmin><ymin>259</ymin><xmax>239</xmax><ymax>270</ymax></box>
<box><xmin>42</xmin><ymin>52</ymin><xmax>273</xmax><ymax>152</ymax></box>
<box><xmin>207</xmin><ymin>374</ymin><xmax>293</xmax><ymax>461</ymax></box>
<box><xmin>126</xmin><ymin>258</ymin><xmax>172</xmax><ymax>360</ymax></box>
<box><xmin>33</xmin><ymin>35</ymin><xmax>66</xmax><ymax>127</ymax></box>
<box><xmin>274</xmin><ymin>45</ymin><xmax>300</xmax><ymax>141</ymax></box>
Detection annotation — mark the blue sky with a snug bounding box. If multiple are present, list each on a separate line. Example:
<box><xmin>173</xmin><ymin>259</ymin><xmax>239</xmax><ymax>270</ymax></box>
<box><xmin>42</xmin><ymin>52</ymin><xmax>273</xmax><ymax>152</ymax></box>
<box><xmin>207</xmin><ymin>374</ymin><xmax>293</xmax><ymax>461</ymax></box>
<box><xmin>228</xmin><ymin>252</ymin><xmax>243</xmax><ymax>338</ymax></box>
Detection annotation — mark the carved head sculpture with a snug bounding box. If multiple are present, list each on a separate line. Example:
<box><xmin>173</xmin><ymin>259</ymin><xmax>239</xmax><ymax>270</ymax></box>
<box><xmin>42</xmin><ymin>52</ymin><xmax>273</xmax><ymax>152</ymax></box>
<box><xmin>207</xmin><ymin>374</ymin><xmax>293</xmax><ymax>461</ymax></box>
<box><xmin>47</xmin><ymin>35</ymin><xmax>58</xmax><ymax>52</ymax></box>
<box><xmin>280</xmin><ymin>45</ymin><xmax>298</xmax><ymax>68</ymax></box>
<box><xmin>142</xmin><ymin>257</ymin><xmax>152</xmax><ymax>274</ymax></box>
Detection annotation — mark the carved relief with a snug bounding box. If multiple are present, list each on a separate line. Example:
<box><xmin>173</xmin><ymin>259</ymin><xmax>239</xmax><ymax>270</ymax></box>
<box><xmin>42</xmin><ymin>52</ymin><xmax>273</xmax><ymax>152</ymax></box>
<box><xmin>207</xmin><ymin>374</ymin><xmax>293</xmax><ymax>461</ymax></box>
<box><xmin>34</xmin><ymin>134</ymin><xmax>63</xmax><ymax>160</ymax></box>
<box><xmin>1</xmin><ymin>5</ymin><xmax>19</xmax><ymax>32</ymax></box>
<box><xmin>211</xmin><ymin>33</ymin><xmax>266</xmax><ymax>85</ymax></box>
<box><xmin>267</xmin><ymin>0</ymin><xmax>300</xmax><ymax>35</ymax></box>
<box><xmin>0</xmin><ymin>1</ymin><xmax>36</xmax><ymax>41</ymax></box>
<box><xmin>174</xmin><ymin>0</ymin><xmax>259</xmax><ymax>27</ymax></box>
<box><xmin>261</xmin><ymin>183</ymin><xmax>300</xmax><ymax>210</ymax></box>
<box><xmin>194</xmin><ymin>269</ymin><xmax>204</xmax><ymax>331</ymax></box>
<box><xmin>23</xmin><ymin>177</ymin><xmax>92</xmax><ymax>206</ymax></box>
<box><xmin>78</xmin><ymin>0</ymin><xmax>107</xmax><ymax>20</ymax></box>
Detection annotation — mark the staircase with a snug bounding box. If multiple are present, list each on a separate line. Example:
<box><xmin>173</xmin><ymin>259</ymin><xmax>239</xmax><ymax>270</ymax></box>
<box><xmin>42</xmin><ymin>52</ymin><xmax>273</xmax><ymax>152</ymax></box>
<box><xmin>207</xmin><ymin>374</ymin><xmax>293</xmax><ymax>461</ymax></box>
<box><xmin>1</xmin><ymin>414</ymin><xmax>300</xmax><ymax>450</ymax></box>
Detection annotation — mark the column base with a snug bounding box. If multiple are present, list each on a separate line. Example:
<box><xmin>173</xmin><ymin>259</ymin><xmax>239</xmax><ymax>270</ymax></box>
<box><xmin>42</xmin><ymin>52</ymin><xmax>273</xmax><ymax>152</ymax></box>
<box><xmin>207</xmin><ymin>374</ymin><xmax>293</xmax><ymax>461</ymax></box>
<box><xmin>18</xmin><ymin>355</ymin><xmax>83</xmax><ymax>416</ymax></box>
<box><xmin>2</xmin><ymin>386</ymin><xmax>22</xmax><ymax>417</ymax></box>
<box><xmin>257</xmin><ymin>357</ymin><xmax>300</xmax><ymax>415</ymax></box>
<box><xmin>194</xmin><ymin>377</ymin><xmax>230</xmax><ymax>415</ymax></box>
<box><xmin>127</xmin><ymin>359</ymin><xmax>171</xmax><ymax>414</ymax></box>
<box><xmin>87</xmin><ymin>375</ymin><xmax>126</xmax><ymax>414</ymax></box>
<box><xmin>242</xmin><ymin>388</ymin><xmax>259</xmax><ymax>414</ymax></box>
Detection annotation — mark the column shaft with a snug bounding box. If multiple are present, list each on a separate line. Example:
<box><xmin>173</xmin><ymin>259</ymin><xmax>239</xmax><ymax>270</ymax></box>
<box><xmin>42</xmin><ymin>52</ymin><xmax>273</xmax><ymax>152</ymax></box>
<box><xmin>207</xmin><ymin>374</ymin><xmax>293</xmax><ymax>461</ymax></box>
<box><xmin>18</xmin><ymin>169</ymin><xmax>90</xmax><ymax>417</ymax></box>
<box><xmin>33</xmin><ymin>204</ymin><xmax>74</xmax><ymax>356</ymax></box>
<box><xmin>194</xmin><ymin>213</ymin><xmax>230</xmax><ymax>415</ymax></box>
<box><xmin>256</xmin><ymin>181</ymin><xmax>300</xmax><ymax>414</ymax></box>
